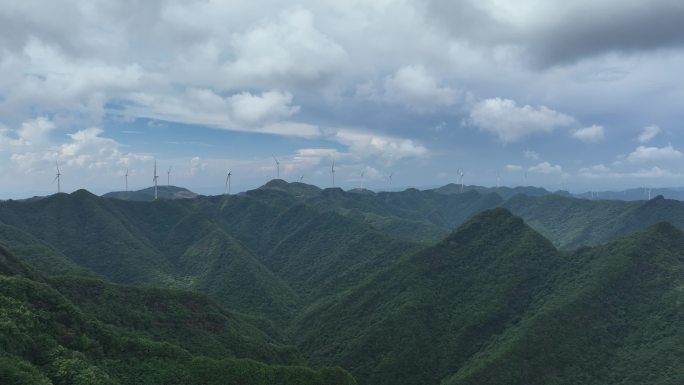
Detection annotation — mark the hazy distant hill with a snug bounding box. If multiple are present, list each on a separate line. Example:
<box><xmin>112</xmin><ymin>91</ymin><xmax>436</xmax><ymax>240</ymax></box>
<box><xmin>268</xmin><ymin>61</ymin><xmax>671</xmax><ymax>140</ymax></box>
<box><xmin>103</xmin><ymin>185</ymin><xmax>198</xmax><ymax>201</ymax></box>
<box><xmin>576</xmin><ymin>186</ymin><xmax>684</xmax><ymax>201</ymax></box>
<box><xmin>431</xmin><ymin>183</ymin><xmax>554</xmax><ymax>199</ymax></box>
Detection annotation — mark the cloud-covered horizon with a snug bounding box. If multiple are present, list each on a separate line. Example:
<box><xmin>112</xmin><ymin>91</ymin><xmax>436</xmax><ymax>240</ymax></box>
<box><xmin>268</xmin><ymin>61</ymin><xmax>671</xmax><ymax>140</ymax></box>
<box><xmin>0</xmin><ymin>0</ymin><xmax>683</xmax><ymax>197</ymax></box>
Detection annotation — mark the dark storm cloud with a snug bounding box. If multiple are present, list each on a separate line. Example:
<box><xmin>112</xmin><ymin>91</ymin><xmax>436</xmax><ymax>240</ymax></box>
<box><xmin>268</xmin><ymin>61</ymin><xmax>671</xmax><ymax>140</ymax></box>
<box><xmin>529</xmin><ymin>1</ymin><xmax>684</xmax><ymax>67</ymax></box>
<box><xmin>422</xmin><ymin>0</ymin><xmax>684</xmax><ymax>68</ymax></box>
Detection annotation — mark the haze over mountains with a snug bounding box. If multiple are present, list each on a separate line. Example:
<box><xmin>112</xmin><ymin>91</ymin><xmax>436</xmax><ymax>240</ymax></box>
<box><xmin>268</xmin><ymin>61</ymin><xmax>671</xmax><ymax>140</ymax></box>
<box><xmin>1</xmin><ymin>180</ymin><xmax>683</xmax><ymax>384</ymax></box>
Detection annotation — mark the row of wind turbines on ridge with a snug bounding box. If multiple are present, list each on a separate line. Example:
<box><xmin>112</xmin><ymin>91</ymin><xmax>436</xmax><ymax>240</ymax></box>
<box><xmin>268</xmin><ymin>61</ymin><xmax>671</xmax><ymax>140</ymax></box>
<box><xmin>50</xmin><ymin>156</ymin><xmax>458</xmax><ymax>198</ymax></box>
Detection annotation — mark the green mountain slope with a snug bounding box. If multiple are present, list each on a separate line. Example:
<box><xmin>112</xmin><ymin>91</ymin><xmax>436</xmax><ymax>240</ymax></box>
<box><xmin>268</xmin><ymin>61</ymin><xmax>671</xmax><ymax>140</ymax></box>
<box><xmin>0</xmin><ymin>246</ymin><xmax>356</xmax><ymax>385</ymax></box>
<box><xmin>445</xmin><ymin>221</ymin><xmax>684</xmax><ymax>385</ymax></box>
<box><xmin>49</xmin><ymin>276</ymin><xmax>301</xmax><ymax>365</ymax></box>
<box><xmin>292</xmin><ymin>209</ymin><xmax>563</xmax><ymax>385</ymax></box>
<box><xmin>504</xmin><ymin>193</ymin><xmax>684</xmax><ymax>248</ymax></box>
<box><xmin>0</xmin><ymin>223</ymin><xmax>95</xmax><ymax>277</ymax></box>
<box><xmin>0</xmin><ymin>190</ymin><xmax>174</xmax><ymax>284</ymax></box>
<box><xmin>292</xmin><ymin>209</ymin><xmax>684</xmax><ymax>385</ymax></box>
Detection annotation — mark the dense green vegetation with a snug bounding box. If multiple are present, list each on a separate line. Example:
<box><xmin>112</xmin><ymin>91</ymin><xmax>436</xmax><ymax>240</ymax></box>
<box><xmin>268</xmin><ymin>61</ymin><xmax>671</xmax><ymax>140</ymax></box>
<box><xmin>2</xmin><ymin>180</ymin><xmax>684</xmax><ymax>384</ymax></box>
<box><xmin>0</xmin><ymin>246</ymin><xmax>356</xmax><ymax>385</ymax></box>
<box><xmin>291</xmin><ymin>209</ymin><xmax>684</xmax><ymax>385</ymax></box>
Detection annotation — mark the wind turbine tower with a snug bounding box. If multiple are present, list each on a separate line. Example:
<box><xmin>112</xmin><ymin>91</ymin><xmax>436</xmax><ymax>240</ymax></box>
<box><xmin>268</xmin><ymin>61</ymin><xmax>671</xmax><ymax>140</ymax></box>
<box><xmin>125</xmin><ymin>168</ymin><xmax>129</xmax><ymax>192</ymax></box>
<box><xmin>331</xmin><ymin>160</ymin><xmax>336</xmax><ymax>186</ymax></box>
<box><xmin>167</xmin><ymin>166</ymin><xmax>172</xmax><ymax>186</ymax></box>
<box><xmin>272</xmin><ymin>155</ymin><xmax>280</xmax><ymax>179</ymax></box>
<box><xmin>389</xmin><ymin>172</ymin><xmax>393</xmax><ymax>185</ymax></box>
<box><xmin>226</xmin><ymin>170</ymin><xmax>232</xmax><ymax>194</ymax></box>
<box><xmin>459</xmin><ymin>170</ymin><xmax>465</xmax><ymax>193</ymax></box>
<box><xmin>153</xmin><ymin>160</ymin><xmax>159</xmax><ymax>200</ymax></box>
<box><xmin>360</xmin><ymin>167</ymin><xmax>366</xmax><ymax>189</ymax></box>
<box><xmin>54</xmin><ymin>162</ymin><xmax>62</xmax><ymax>193</ymax></box>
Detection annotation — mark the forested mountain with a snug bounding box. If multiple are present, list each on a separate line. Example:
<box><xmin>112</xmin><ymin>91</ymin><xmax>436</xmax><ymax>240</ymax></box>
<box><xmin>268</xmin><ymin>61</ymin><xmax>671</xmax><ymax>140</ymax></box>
<box><xmin>0</xmin><ymin>246</ymin><xmax>355</xmax><ymax>385</ymax></box>
<box><xmin>292</xmin><ymin>210</ymin><xmax>684</xmax><ymax>385</ymax></box>
<box><xmin>2</xmin><ymin>181</ymin><xmax>683</xmax><ymax>384</ymax></box>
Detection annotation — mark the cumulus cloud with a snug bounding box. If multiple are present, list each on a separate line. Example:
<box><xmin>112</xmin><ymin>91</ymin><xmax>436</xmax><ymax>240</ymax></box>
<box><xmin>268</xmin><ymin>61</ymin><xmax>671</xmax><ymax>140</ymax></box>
<box><xmin>528</xmin><ymin>161</ymin><xmax>563</xmax><ymax>174</ymax></box>
<box><xmin>578</xmin><ymin>164</ymin><xmax>611</xmax><ymax>178</ymax></box>
<box><xmin>523</xmin><ymin>150</ymin><xmax>540</xmax><ymax>160</ymax></box>
<box><xmin>225</xmin><ymin>7</ymin><xmax>348</xmax><ymax>87</ymax></box>
<box><xmin>6</xmin><ymin>117</ymin><xmax>56</xmax><ymax>147</ymax></box>
<box><xmin>470</xmin><ymin>98</ymin><xmax>576</xmax><ymax>142</ymax></box>
<box><xmin>626</xmin><ymin>144</ymin><xmax>682</xmax><ymax>163</ymax></box>
<box><xmin>334</xmin><ymin>129</ymin><xmax>427</xmax><ymax>162</ymax></box>
<box><xmin>128</xmin><ymin>88</ymin><xmax>320</xmax><ymax>138</ymax></box>
<box><xmin>638</xmin><ymin>124</ymin><xmax>661</xmax><ymax>143</ymax></box>
<box><xmin>578</xmin><ymin>164</ymin><xmax>681</xmax><ymax>180</ymax></box>
<box><xmin>572</xmin><ymin>125</ymin><xmax>605</xmax><ymax>142</ymax></box>
<box><xmin>288</xmin><ymin>148</ymin><xmax>340</xmax><ymax>171</ymax></box>
<box><xmin>228</xmin><ymin>91</ymin><xmax>300</xmax><ymax>126</ymax></box>
<box><xmin>10</xmin><ymin>126</ymin><xmax>151</xmax><ymax>172</ymax></box>
<box><xmin>382</xmin><ymin>65</ymin><xmax>461</xmax><ymax>111</ymax></box>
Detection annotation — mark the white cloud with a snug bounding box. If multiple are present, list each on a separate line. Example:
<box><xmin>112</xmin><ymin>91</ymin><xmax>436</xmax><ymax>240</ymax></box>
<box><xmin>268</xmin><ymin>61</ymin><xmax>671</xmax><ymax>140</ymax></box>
<box><xmin>5</xmin><ymin>117</ymin><xmax>56</xmax><ymax>147</ymax></box>
<box><xmin>225</xmin><ymin>7</ymin><xmax>348</xmax><ymax>87</ymax></box>
<box><xmin>5</xmin><ymin>118</ymin><xmax>151</xmax><ymax>176</ymax></box>
<box><xmin>334</xmin><ymin>129</ymin><xmax>427</xmax><ymax>161</ymax></box>
<box><xmin>528</xmin><ymin>161</ymin><xmax>562</xmax><ymax>174</ymax></box>
<box><xmin>128</xmin><ymin>88</ymin><xmax>320</xmax><ymax>138</ymax></box>
<box><xmin>505</xmin><ymin>164</ymin><xmax>523</xmax><ymax>172</ymax></box>
<box><xmin>578</xmin><ymin>164</ymin><xmax>681</xmax><ymax>180</ymax></box>
<box><xmin>523</xmin><ymin>150</ymin><xmax>539</xmax><ymax>160</ymax></box>
<box><xmin>189</xmin><ymin>156</ymin><xmax>209</xmax><ymax>176</ymax></box>
<box><xmin>470</xmin><ymin>98</ymin><xmax>576</xmax><ymax>142</ymax></box>
<box><xmin>229</xmin><ymin>90</ymin><xmax>299</xmax><ymax>126</ymax></box>
<box><xmin>638</xmin><ymin>124</ymin><xmax>661</xmax><ymax>143</ymax></box>
<box><xmin>630</xmin><ymin>166</ymin><xmax>681</xmax><ymax>179</ymax></box>
<box><xmin>572</xmin><ymin>125</ymin><xmax>604</xmax><ymax>143</ymax></box>
<box><xmin>578</xmin><ymin>164</ymin><xmax>611</xmax><ymax>178</ymax></box>
<box><xmin>288</xmin><ymin>148</ymin><xmax>340</xmax><ymax>171</ymax></box>
<box><xmin>382</xmin><ymin>65</ymin><xmax>460</xmax><ymax>111</ymax></box>
<box><xmin>626</xmin><ymin>144</ymin><xmax>682</xmax><ymax>163</ymax></box>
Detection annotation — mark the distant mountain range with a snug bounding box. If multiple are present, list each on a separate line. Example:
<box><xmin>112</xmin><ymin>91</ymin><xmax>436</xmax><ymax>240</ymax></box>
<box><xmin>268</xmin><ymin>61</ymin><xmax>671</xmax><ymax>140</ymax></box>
<box><xmin>99</xmin><ymin>181</ymin><xmax>684</xmax><ymax>203</ymax></box>
<box><xmin>1</xmin><ymin>179</ymin><xmax>683</xmax><ymax>384</ymax></box>
<box><xmin>102</xmin><ymin>185</ymin><xmax>198</xmax><ymax>201</ymax></box>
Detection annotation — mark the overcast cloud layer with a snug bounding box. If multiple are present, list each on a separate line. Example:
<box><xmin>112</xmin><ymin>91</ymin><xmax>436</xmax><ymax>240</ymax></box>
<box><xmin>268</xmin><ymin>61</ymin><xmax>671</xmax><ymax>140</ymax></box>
<box><xmin>1</xmin><ymin>0</ymin><xmax>683</xmax><ymax>197</ymax></box>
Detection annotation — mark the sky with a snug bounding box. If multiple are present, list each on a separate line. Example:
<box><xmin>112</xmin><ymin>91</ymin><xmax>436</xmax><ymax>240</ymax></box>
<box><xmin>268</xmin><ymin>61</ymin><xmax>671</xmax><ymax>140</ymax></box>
<box><xmin>1</xmin><ymin>0</ymin><xmax>684</xmax><ymax>198</ymax></box>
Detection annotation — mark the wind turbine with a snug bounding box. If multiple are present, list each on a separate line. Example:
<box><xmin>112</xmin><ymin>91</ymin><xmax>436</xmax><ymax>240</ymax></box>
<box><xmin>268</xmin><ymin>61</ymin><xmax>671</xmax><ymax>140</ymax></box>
<box><xmin>299</xmin><ymin>175</ymin><xmax>304</xmax><ymax>183</ymax></box>
<box><xmin>331</xmin><ymin>159</ymin><xmax>336</xmax><ymax>187</ymax></box>
<box><xmin>360</xmin><ymin>167</ymin><xmax>366</xmax><ymax>189</ymax></box>
<box><xmin>459</xmin><ymin>170</ymin><xmax>465</xmax><ymax>193</ymax></box>
<box><xmin>272</xmin><ymin>155</ymin><xmax>280</xmax><ymax>179</ymax></box>
<box><xmin>167</xmin><ymin>166</ymin><xmax>172</xmax><ymax>186</ymax></box>
<box><xmin>53</xmin><ymin>162</ymin><xmax>61</xmax><ymax>193</ymax></box>
<box><xmin>153</xmin><ymin>160</ymin><xmax>159</xmax><ymax>200</ymax></box>
<box><xmin>225</xmin><ymin>169</ymin><xmax>232</xmax><ymax>194</ymax></box>
<box><xmin>125</xmin><ymin>168</ymin><xmax>129</xmax><ymax>192</ymax></box>
<box><xmin>497</xmin><ymin>171</ymin><xmax>501</xmax><ymax>189</ymax></box>
<box><xmin>388</xmin><ymin>172</ymin><xmax>393</xmax><ymax>185</ymax></box>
